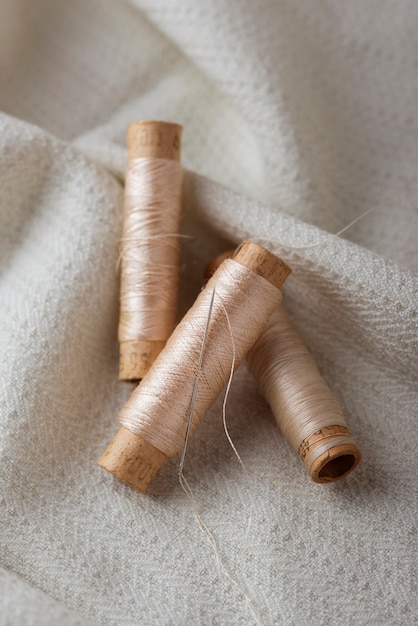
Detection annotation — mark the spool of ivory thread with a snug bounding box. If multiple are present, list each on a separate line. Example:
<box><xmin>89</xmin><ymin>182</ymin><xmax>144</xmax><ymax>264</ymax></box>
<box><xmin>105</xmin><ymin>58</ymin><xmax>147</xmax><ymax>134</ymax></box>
<box><xmin>118</xmin><ymin>120</ymin><xmax>183</xmax><ymax>381</ymax></box>
<box><xmin>205</xmin><ymin>250</ymin><xmax>361</xmax><ymax>483</ymax></box>
<box><xmin>98</xmin><ymin>241</ymin><xmax>291</xmax><ymax>491</ymax></box>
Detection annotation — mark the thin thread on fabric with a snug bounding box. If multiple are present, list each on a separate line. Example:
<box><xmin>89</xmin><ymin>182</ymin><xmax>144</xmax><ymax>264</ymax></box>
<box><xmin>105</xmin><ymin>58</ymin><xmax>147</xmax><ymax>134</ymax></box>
<box><xmin>178</xmin><ymin>289</ymin><xmax>264</xmax><ymax>626</ymax></box>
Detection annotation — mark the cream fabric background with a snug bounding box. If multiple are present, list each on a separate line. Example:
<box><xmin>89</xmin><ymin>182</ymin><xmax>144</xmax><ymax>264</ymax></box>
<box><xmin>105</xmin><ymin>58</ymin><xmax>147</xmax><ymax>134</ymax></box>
<box><xmin>0</xmin><ymin>1</ymin><xmax>417</xmax><ymax>624</ymax></box>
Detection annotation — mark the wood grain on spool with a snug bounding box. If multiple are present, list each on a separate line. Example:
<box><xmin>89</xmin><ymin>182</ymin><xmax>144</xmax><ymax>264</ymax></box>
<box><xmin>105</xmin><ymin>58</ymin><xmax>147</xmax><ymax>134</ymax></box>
<box><xmin>98</xmin><ymin>426</ymin><xmax>166</xmax><ymax>491</ymax></box>
<box><xmin>119</xmin><ymin>120</ymin><xmax>183</xmax><ymax>382</ymax></box>
<box><xmin>99</xmin><ymin>241</ymin><xmax>290</xmax><ymax>492</ymax></box>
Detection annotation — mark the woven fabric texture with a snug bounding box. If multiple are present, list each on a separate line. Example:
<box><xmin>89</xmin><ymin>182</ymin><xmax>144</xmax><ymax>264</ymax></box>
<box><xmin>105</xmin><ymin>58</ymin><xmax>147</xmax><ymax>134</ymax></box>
<box><xmin>0</xmin><ymin>1</ymin><xmax>417</xmax><ymax>624</ymax></box>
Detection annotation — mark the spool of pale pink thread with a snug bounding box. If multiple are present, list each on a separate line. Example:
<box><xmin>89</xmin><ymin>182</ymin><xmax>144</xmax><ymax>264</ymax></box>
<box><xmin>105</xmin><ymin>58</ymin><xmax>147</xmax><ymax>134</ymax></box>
<box><xmin>99</xmin><ymin>241</ymin><xmax>291</xmax><ymax>491</ymax></box>
<box><xmin>118</xmin><ymin>120</ymin><xmax>183</xmax><ymax>381</ymax></box>
<box><xmin>206</xmin><ymin>250</ymin><xmax>361</xmax><ymax>483</ymax></box>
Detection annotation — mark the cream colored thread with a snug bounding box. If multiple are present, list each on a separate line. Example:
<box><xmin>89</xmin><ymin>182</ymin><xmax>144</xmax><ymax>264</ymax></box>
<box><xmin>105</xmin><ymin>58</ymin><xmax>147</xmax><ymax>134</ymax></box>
<box><xmin>118</xmin><ymin>157</ymin><xmax>183</xmax><ymax>343</ymax></box>
<box><xmin>178</xmin><ymin>473</ymin><xmax>263</xmax><ymax>625</ymax></box>
<box><xmin>219</xmin><ymin>298</ymin><xmax>262</xmax><ymax>623</ymax></box>
<box><xmin>247</xmin><ymin>305</ymin><xmax>349</xmax><ymax>468</ymax></box>
<box><xmin>119</xmin><ymin>259</ymin><xmax>282</xmax><ymax>457</ymax></box>
<box><xmin>218</xmin><ymin>296</ymin><xmax>256</xmax><ymax>555</ymax></box>
<box><xmin>177</xmin><ymin>292</ymin><xmax>263</xmax><ymax>626</ymax></box>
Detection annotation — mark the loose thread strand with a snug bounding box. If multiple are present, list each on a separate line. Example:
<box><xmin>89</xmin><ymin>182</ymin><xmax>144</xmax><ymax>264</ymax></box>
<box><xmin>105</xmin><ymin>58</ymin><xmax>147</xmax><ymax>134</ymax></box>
<box><xmin>178</xmin><ymin>473</ymin><xmax>263</xmax><ymax>626</ymax></box>
<box><xmin>178</xmin><ymin>291</ymin><xmax>264</xmax><ymax>626</ymax></box>
<box><xmin>272</xmin><ymin>205</ymin><xmax>376</xmax><ymax>251</ymax></box>
<box><xmin>218</xmin><ymin>298</ymin><xmax>255</xmax><ymax>553</ymax></box>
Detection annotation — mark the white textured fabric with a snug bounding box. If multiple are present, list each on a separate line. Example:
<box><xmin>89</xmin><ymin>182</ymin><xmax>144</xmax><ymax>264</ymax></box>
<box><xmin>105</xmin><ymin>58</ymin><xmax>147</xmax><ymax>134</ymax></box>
<box><xmin>0</xmin><ymin>1</ymin><xmax>417</xmax><ymax>625</ymax></box>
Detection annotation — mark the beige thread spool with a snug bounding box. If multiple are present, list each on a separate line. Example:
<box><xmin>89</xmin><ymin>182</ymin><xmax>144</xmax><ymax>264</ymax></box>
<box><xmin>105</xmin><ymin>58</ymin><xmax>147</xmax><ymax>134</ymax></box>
<box><xmin>99</xmin><ymin>241</ymin><xmax>291</xmax><ymax>492</ymax></box>
<box><xmin>118</xmin><ymin>120</ymin><xmax>183</xmax><ymax>381</ymax></box>
<box><xmin>205</xmin><ymin>250</ymin><xmax>361</xmax><ymax>483</ymax></box>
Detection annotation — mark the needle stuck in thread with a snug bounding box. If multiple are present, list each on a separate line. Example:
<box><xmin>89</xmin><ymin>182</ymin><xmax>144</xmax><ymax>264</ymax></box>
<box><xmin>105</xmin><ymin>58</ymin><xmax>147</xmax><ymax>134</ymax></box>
<box><xmin>178</xmin><ymin>286</ymin><xmax>216</xmax><ymax>476</ymax></box>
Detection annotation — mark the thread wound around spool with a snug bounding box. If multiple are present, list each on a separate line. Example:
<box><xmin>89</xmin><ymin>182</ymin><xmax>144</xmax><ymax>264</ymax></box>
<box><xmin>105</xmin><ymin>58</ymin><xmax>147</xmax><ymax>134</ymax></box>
<box><xmin>229</xmin><ymin>257</ymin><xmax>360</xmax><ymax>484</ymax></box>
<box><xmin>100</xmin><ymin>241</ymin><xmax>290</xmax><ymax>491</ymax></box>
<box><xmin>118</xmin><ymin>120</ymin><xmax>183</xmax><ymax>381</ymax></box>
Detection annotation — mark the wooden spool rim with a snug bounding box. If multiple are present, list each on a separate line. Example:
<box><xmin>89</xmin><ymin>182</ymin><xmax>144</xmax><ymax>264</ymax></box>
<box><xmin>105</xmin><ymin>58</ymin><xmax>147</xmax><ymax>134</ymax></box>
<box><xmin>310</xmin><ymin>443</ymin><xmax>361</xmax><ymax>483</ymax></box>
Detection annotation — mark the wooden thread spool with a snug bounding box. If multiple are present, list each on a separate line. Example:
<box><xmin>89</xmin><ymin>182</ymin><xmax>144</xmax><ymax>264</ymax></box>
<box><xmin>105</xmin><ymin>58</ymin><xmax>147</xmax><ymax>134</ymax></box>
<box><xmin>205</xmin><ymin>250</ymin><xmax>361</xmax><ymax>483</ymax></box>
<box><xmin>98</xmin><ymin>241</ymin><xmax>291</xmax><ymax>491</ymax></box>
<box><xmin>118</xmin><ymin>120</ymin><xmax>183</xmax><ymax>381</ymax></box>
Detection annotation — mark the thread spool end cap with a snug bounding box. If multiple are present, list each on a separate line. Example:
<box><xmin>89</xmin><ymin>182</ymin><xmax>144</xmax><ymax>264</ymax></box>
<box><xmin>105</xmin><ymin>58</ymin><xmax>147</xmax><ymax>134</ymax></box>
<box><xmin>127</xmin><ymin>120</ymin><xmax>183</xmax><ymax>160</ymax></box>
<box><xmin>234</xmin><ymin>241</ymin><xmax>291</xmax><ymax>290</ymax></box>
<box><xmin>98</xmin><ymin>426</ymin><xmax>167</xmax><ymax>492</ymax></box>
<box><xmin>309</xmin><ymin>443</ymin><xmax>361</xmax><ymax>483</ymax></box>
